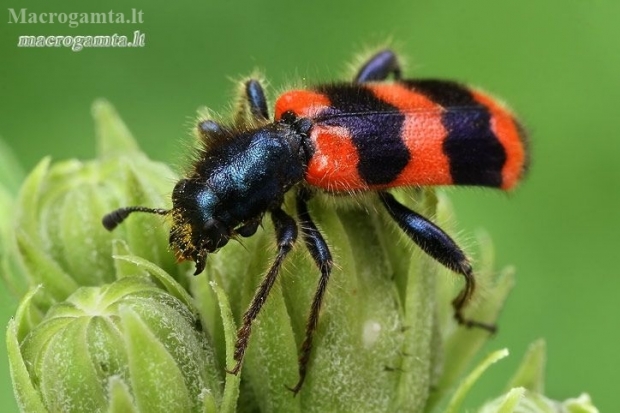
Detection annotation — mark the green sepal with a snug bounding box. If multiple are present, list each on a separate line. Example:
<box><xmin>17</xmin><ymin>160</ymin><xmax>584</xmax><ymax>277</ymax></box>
<box><xmin>506</xmin><ymin>339</ymin><xmax>546</xmax><ymax>393</ymax></box>
<box><xmin>112</xmin><ymin>254</ymin><xmax>194</xmax><ymax>313</ymax></box>
<box><xmin>477</xmin><ymin>341</ymin><xmax>600</xmax><ymax>413</ymax></box>
<box><xmin>489</xmin><ymin>387</ymin><xmax>526</xmax><ymax>413</ymax></box>
<box><xmin>122</xmin><ymin>305</ymin><xmax>193</xmax><ymax>413</ymax></box>
<box><xmin>15</xmin><ymin>228</ymin><xmax>78</xmax><ymax>310</ymax></box>
<box><xmin>210</xmin><ymin>281</ymin><xmax>240</xmax><ymax>413</ymax></box>
<box><xmin>93</xmin><ymin>99</ymin><xmax>140</xmax><ymax>158</ymax></box>
<box><xmin>107</xmin><ymin>376</ymin><xmax>139</xmax><ymax>413</ymax></box>
<box><xmin>445</xmin><ymin>348</ymin><xmax>510</xmax><ymax>413</ymax></box>
<box><xmin>6</xmin><ymin>288</ymin><xmax>47</xmax><ymax>413</ymax></box>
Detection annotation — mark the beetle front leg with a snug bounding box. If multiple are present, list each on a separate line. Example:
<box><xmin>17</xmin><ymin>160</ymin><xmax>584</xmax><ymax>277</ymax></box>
<box><xmin>197</xmin><ymin>119</ymin><xmax>225</xmax><ymax>140</ymax></box>
<box><xmin>355</xmin><ymin>49</ymin><xmax>402</xmax><ymax>83</ymax></box>
<box><xmin>227</xmin><ymin>207</ymin><xmax>298</xmax><ymax>375</ymax></box>
<box><xmin>378</xmin><ymin>191</ymin><xmax>496</xmax><ymax>333</ymax></box>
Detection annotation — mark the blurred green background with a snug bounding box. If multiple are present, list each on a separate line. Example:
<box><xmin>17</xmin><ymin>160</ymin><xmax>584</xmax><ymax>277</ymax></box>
<box><xmin>1</xmin><ymin>0</ymin><xmax>618</xmax><ymax>411</ymax></box>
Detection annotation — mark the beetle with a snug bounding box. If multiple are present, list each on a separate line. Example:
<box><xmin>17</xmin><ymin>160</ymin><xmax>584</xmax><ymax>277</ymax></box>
<box><xmin>102</xmin><ymin>49</ymin><xmax>529</xmax><ymax>394</ymax></box>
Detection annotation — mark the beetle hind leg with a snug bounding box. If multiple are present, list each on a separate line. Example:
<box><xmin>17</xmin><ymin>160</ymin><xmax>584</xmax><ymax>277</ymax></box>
<box><xmin>355</xmin><ymin>49</ymin><xmax>402</xmax><ymax>83</ymax></box>
<box><xmin>378</xmin><ymin>191</ymin><xmax>496</xmax><ymax>333</ymax></box>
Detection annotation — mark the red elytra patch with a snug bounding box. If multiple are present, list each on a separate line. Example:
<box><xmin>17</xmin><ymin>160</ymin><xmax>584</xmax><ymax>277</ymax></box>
<box><xmin>368</xmin><ymin>84</ymin><xmax>453</xmax><ymax>187</ymax></box>
<box><xmin>472</xmin><ymin>91</ymin><xmax>526</xmax><ymax>190</ymax></box>
<box><xmin>275</xmin><ymin>90</ymin><xmax>330</xmax><ymax>119</ymax></box>
<box><xmin>305</xmin><ymin>125</ymin><xmax>366</xmax><ymax>192</ymax></box>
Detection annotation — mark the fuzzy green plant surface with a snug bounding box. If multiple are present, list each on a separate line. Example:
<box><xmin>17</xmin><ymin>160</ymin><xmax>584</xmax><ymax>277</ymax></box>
<box><xmin>2</xmin><ymin>101</ymin><xmax>599</xmax><ymax>413</ymax></box>
<box><xmin>0</xmin><ymin>137</ymin><xmax>26</xmax><ymax>299</ymax></box>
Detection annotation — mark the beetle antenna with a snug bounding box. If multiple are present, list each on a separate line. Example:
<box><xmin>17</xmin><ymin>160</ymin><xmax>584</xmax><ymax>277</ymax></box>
<box><xmin>102</xmin><ymin>206</ymin><xmax>169</xmax><ymax>231</ymax></box>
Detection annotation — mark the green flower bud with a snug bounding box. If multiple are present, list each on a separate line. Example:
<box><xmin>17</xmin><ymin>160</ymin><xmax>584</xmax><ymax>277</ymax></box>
<box><xmin>6</xmin><ymin>101</ymin><xmax>600</xmax><ymax>413</ymax></box>
<box><xmin>13</xmin><ymin>100</ymin><xmax>187</xmax><ymax>311</ymax></box>
<box><xmin>8</xmin><ymin>270</ymin><xmax>222</xmax><ymax>413</ymax></box>
<box><xmin>479</xmin><ymin>391</ymin><xmax>599</xmax><ymax>413</ymax></box>
<box><xmin>191</xmin><ymin>190</ymin><xmax>514</xmax><ymax>412</ymax></box>
<box><xmin>478</xmin><ymin>341</ymin><xmax>600</xmax><ymax>413</ymax></box>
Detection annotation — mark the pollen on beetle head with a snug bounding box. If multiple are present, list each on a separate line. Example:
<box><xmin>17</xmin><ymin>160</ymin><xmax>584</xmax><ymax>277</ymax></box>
<box><xmin>169</xmin><ymin>210</ymin><xmax>196</xmax><ymax>260</ymax></box>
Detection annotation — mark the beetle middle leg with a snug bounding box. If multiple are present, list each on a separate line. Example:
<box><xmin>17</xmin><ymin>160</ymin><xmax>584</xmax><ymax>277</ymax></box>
<box><xmin>286</xmin><ymin>189</ymin><xmax>334</xmax><ymax>395</ymax></box>
<box><xmin>200</xmin><ymin>78</ymin><xmax>269</xmax><ymax>138</ymax></box>
<box><xmin>234</xmin><ymin>78</ymin><xmax>270</xmax><ymax>124</ymax></box>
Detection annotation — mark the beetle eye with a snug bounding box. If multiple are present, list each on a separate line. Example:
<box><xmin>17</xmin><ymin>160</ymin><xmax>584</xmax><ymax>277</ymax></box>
<box><xmin>279</xmin><ymin>110</ymin><xmax>297</xmax><ymax>124</ymax></box>
<box><xmin>172</xmin><ymin>179</ymin><xmax>190</xmax><ymax>202</ymax></box>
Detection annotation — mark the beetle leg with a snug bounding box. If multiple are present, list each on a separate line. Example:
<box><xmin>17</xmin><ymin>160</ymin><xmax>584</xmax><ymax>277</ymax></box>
<box><xmin>286</xmin><ymin>190</ymin><xmax>334</xmax><ymax>395</ymax></box>
<box><xmin>378</xmin><ymin>191</ymin><xmax>496</xmax><ymax>333</ymax></box>
<box><xmin>234</xmin><ymin>78</ymin><xmax>270</xmax><ymax>124</ymax></box>
<box><xmin>244</xmin><ymin>79</ymin><xmax>270</xmax><ymax>121</ymax></box>
<box><xmin>227</xmin><ymin>207</ymin><xmax>297</xmax><ymax>375</ymax></box>
<box><xmin>197</xmin><ymin>119</ymin><xmax>225</xmax><ymax>140</ymax></box>
<box><xmin>355</xmin><ymin>49</ymin><xmax>402</xmax><ymax>83</ymax></box>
